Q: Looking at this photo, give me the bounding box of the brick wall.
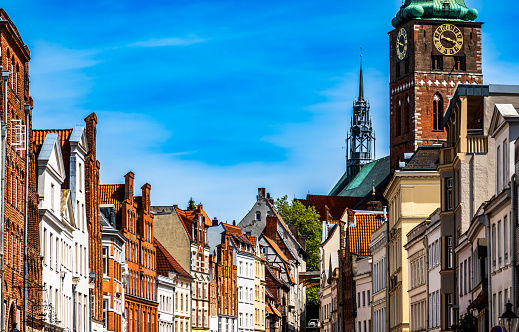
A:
[216,233,237,318]
[389,20,483,170]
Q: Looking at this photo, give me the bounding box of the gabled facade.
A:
[100,173,158,332]
[214,232,238,332]
[383,146,440,332]
[483,99,519,327]
[34,126,90,332]
[100,205,128,332]
[155,238,193,332]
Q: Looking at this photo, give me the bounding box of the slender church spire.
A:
[345,51,375,183]
[359,49,364,101]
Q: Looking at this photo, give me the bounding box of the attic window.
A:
[255,211,261,221]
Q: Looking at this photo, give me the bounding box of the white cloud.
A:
[128,35,210,48]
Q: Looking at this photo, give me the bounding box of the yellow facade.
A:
[384,170,440,332]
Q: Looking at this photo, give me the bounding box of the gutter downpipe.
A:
[511,174,516,312]
[1,69,9,332]
[23,104,31,332]
[485,212,492,331]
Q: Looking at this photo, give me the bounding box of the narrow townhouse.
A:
[214,231,238,332]
[0,9,41,332]
[100,205,128,332]
[338,209,381,332]
[370,222,387,332]
[209,254,218,332]
[152,203,213,332]
[425,210,441,332]
[34,126,90,332]
[320,218,339,332]
[484,97,519,326]
[154,238,193,332]
[100,173,158,332]
[157,274,175,332]
[252,236,266,332]
[404,222,426,332]
[383,146,440,332]
[265,288,281,332]
[354,257,372,332]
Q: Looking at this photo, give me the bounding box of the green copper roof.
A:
[329,156,391,198]
[392,0,478,28]
[359,54,364,101]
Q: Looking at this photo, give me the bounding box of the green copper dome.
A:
[392,0,478,28]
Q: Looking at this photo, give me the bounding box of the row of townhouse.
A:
[368,84,519,332]
[318,83,519,332]
[152,187,307,332]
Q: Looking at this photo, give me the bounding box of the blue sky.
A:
[5,0,519,222]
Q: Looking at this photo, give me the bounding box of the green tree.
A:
[275,195,321,305]
[187,197,197,210]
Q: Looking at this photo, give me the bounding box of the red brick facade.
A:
[0,9,41,332]
[84,113,104,326]
[100,172,158,332]
[215,232,237,318]
[389,20,483,170]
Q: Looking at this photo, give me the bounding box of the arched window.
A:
[396,98,402,136]
[433,93,444,131]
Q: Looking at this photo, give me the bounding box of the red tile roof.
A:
[175,205,213,241]
[99,184,125,213]
[154,237,191,278]
[348,211,383,256]
[222,223,253,252]
[263,236,290,264]
[247,235,257,247]
[296,195,361,221]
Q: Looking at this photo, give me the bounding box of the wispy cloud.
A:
[128,35,210,48]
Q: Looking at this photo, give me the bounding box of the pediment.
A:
[489,104,519,137]
[38,133,66,182]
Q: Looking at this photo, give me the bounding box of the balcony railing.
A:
[440,135,487,164]
[466,135,488,154]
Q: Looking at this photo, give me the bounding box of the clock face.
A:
[434,24,464,55]
[396,28,408,61]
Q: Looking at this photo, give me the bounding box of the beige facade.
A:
[370,223,387,332]
[384,150,440,332]
[354,257,372,332]
[404,222,426,332]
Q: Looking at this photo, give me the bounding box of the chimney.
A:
[124,172,135,201]
[258,188,266,200]
[266,216,277,239]
[84,113,98,160]
[141,183,151,213]
[212,217,219,226]
[232,220,236,226]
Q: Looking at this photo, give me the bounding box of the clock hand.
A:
[441,35,456,44]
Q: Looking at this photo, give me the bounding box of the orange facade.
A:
[100,172,157,332]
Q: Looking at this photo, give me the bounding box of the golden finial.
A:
[372,180,376,196]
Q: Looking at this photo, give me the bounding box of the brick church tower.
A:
[389,0,483,170]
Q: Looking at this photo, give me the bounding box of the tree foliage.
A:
[187,197,197,210]
[274,195,321,272]
[452,314,476,332]
[306,286,320,306]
